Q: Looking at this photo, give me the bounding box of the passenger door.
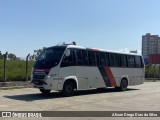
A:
[76,49,89,89]
[87,50,98,88]
[59,48,77,83]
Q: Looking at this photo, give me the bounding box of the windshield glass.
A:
[34,46,66,69]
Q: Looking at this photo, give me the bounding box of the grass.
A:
[0,60,34,81]
[145,65,160,78]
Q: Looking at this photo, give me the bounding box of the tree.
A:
[8,53,17,60]
[29,49,43,60]
[0,51,3,59]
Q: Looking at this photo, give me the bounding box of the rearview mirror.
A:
[65,49,70,57]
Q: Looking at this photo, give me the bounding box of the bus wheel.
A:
[120,79,128,91]
[62,81,74,97]
[39,89,51,94]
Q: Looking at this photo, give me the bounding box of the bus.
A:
[31,42,145,96]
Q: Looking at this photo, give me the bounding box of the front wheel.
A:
[39,89,51,94]
[120,79,128,91]
[62,81,75,97]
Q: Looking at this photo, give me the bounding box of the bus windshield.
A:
[34,46,66,69]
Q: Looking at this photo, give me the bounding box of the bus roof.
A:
[65,45,141,56]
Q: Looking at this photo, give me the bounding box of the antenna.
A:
[72,41,76,45]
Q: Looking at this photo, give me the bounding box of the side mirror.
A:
[65,49,70,57]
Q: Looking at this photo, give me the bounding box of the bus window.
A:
[135,56,142,68]
[106,52,110,66]
[120,54,127,67]
[60,49,76,67]
[88,51,97,66]
[127,55,135,68]
[141,57,144,68]
[99,52,109,67]
[76,49,88,66]
[109,53,119,67]
[82,50,88,65]
[76,49,82,65]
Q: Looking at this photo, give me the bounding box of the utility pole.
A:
[26,54,30,81]
[4,52,8,81]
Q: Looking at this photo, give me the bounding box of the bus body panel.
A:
[32,66,144,91]
[58,66,78,90]
[76,66,106,89]
[58,66,106,90]
[110,68,144,86]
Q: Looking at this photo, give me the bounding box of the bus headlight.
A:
[47,75,51,79]
[46,74,57,80]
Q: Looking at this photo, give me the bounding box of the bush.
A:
[145,65,160,78]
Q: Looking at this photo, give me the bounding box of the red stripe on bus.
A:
[104,67,117,87]
[34,69,51,72]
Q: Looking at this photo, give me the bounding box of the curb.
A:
[0,81,31,90]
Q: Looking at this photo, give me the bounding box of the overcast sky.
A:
[0,0,160,57]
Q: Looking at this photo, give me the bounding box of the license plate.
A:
[33,81,39,85]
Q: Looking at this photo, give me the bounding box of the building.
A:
[149,54,160,64]
[142,33,160,64]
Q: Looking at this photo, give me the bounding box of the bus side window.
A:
[135,56,142,68]
[88,51,97,66]
[127,55,135,68]
[109,53,114,67]
[76,49,88,66]
[120,54,127,67]
[106,52,110,66]
[60,49,76,67]
[76,49,83,66]
[141,57,144,68]
[109,53,119,67]
[99,52,109,67]
[82,50,88,65]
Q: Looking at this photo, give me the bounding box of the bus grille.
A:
[33,75,45,80]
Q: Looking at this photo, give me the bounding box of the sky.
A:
[0,0,160,58]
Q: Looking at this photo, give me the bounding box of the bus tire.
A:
[39,89,51,94]
[120,79,128,91]
[62,81,75,97]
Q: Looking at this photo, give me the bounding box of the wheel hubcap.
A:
[66,85,72,92]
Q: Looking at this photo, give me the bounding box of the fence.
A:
[0,53,34,82]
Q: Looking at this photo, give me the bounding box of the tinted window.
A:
[99,52,109,66]
[127,55,135,68]
[120,54,127,67]
[88,51,97,66]
[60,49,76,67]
[34,46,66,69]
[76,49,88,66]
[82,50,88,65]
[135,56,142,68]
[109,53,119,67]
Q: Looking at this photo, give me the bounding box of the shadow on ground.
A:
[3,88,139,102]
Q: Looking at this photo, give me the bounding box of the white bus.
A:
[31,43,145,96]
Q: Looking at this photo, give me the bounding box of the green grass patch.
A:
[0,60,34,81]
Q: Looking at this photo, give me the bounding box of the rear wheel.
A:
[115,79,128,91]
[62,81,75,97]
[120,79,128,91]
[39,89,51,94]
